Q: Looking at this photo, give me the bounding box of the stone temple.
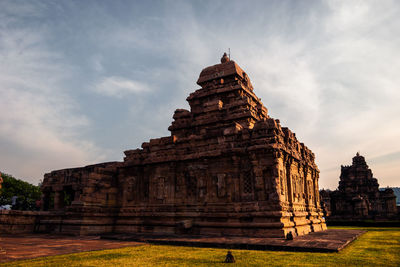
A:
[39,54,326,238]
[321,153,397,220]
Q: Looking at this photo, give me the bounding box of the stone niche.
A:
[322,153,397,221]
[40,54,326,237]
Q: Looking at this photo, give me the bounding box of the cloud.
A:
[93,76,150,97]
[0,2,106,184]
[109,0,400,189]
[307,0,400,188]
[148,0,399,189]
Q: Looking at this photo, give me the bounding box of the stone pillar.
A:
[286,158,293,206]
[71,185,83,206]
[54,191,62,210]
[272,151,284,202]
[303,165,310,208]
[313,173,320,208]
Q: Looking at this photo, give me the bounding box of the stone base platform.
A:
[102,229,365,252]
[0,230,365,263]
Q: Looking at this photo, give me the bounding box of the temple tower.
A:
[41,54,327,237]
[328,153,397,220]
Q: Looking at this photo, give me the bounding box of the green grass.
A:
[2,227,400,267]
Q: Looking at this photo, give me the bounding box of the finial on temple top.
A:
[221,52,230,63]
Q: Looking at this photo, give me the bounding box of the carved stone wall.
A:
[39,54,326,237]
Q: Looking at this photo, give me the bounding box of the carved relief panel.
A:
[156,177,165,200]
[216,173,226,198]
[125,176,137,203]
[185,172,197,202]
[263,168,272,200]
[307,179,314,203]
[198,175,207,200]
[279,168,287,201]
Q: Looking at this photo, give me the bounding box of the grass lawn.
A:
[3,227,399,267]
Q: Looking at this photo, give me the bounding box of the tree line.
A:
[0,172,41,211]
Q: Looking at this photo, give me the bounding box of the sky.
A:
[0,0,399,190]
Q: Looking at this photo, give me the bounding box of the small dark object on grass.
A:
[286,231,293,240]
[224,250,235,263]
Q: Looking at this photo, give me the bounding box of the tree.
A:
[0,172,41,210]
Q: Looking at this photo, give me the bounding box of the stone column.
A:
[313,173,320,208]
[73,190,80,203]
[303,165,310,208]
[54,191,62,210]
[286,158,293,207]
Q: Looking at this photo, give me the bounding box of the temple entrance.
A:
[62,186,75,208]
[42,191,54,211]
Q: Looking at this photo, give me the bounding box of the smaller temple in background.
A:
[321,153,397,221]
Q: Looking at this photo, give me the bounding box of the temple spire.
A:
[221,52,230,63]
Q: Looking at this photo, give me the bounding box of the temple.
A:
[321,153,397,220]
[39,54,326,237]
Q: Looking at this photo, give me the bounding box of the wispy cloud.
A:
[0,2,106,184]
[93,76,150,97]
